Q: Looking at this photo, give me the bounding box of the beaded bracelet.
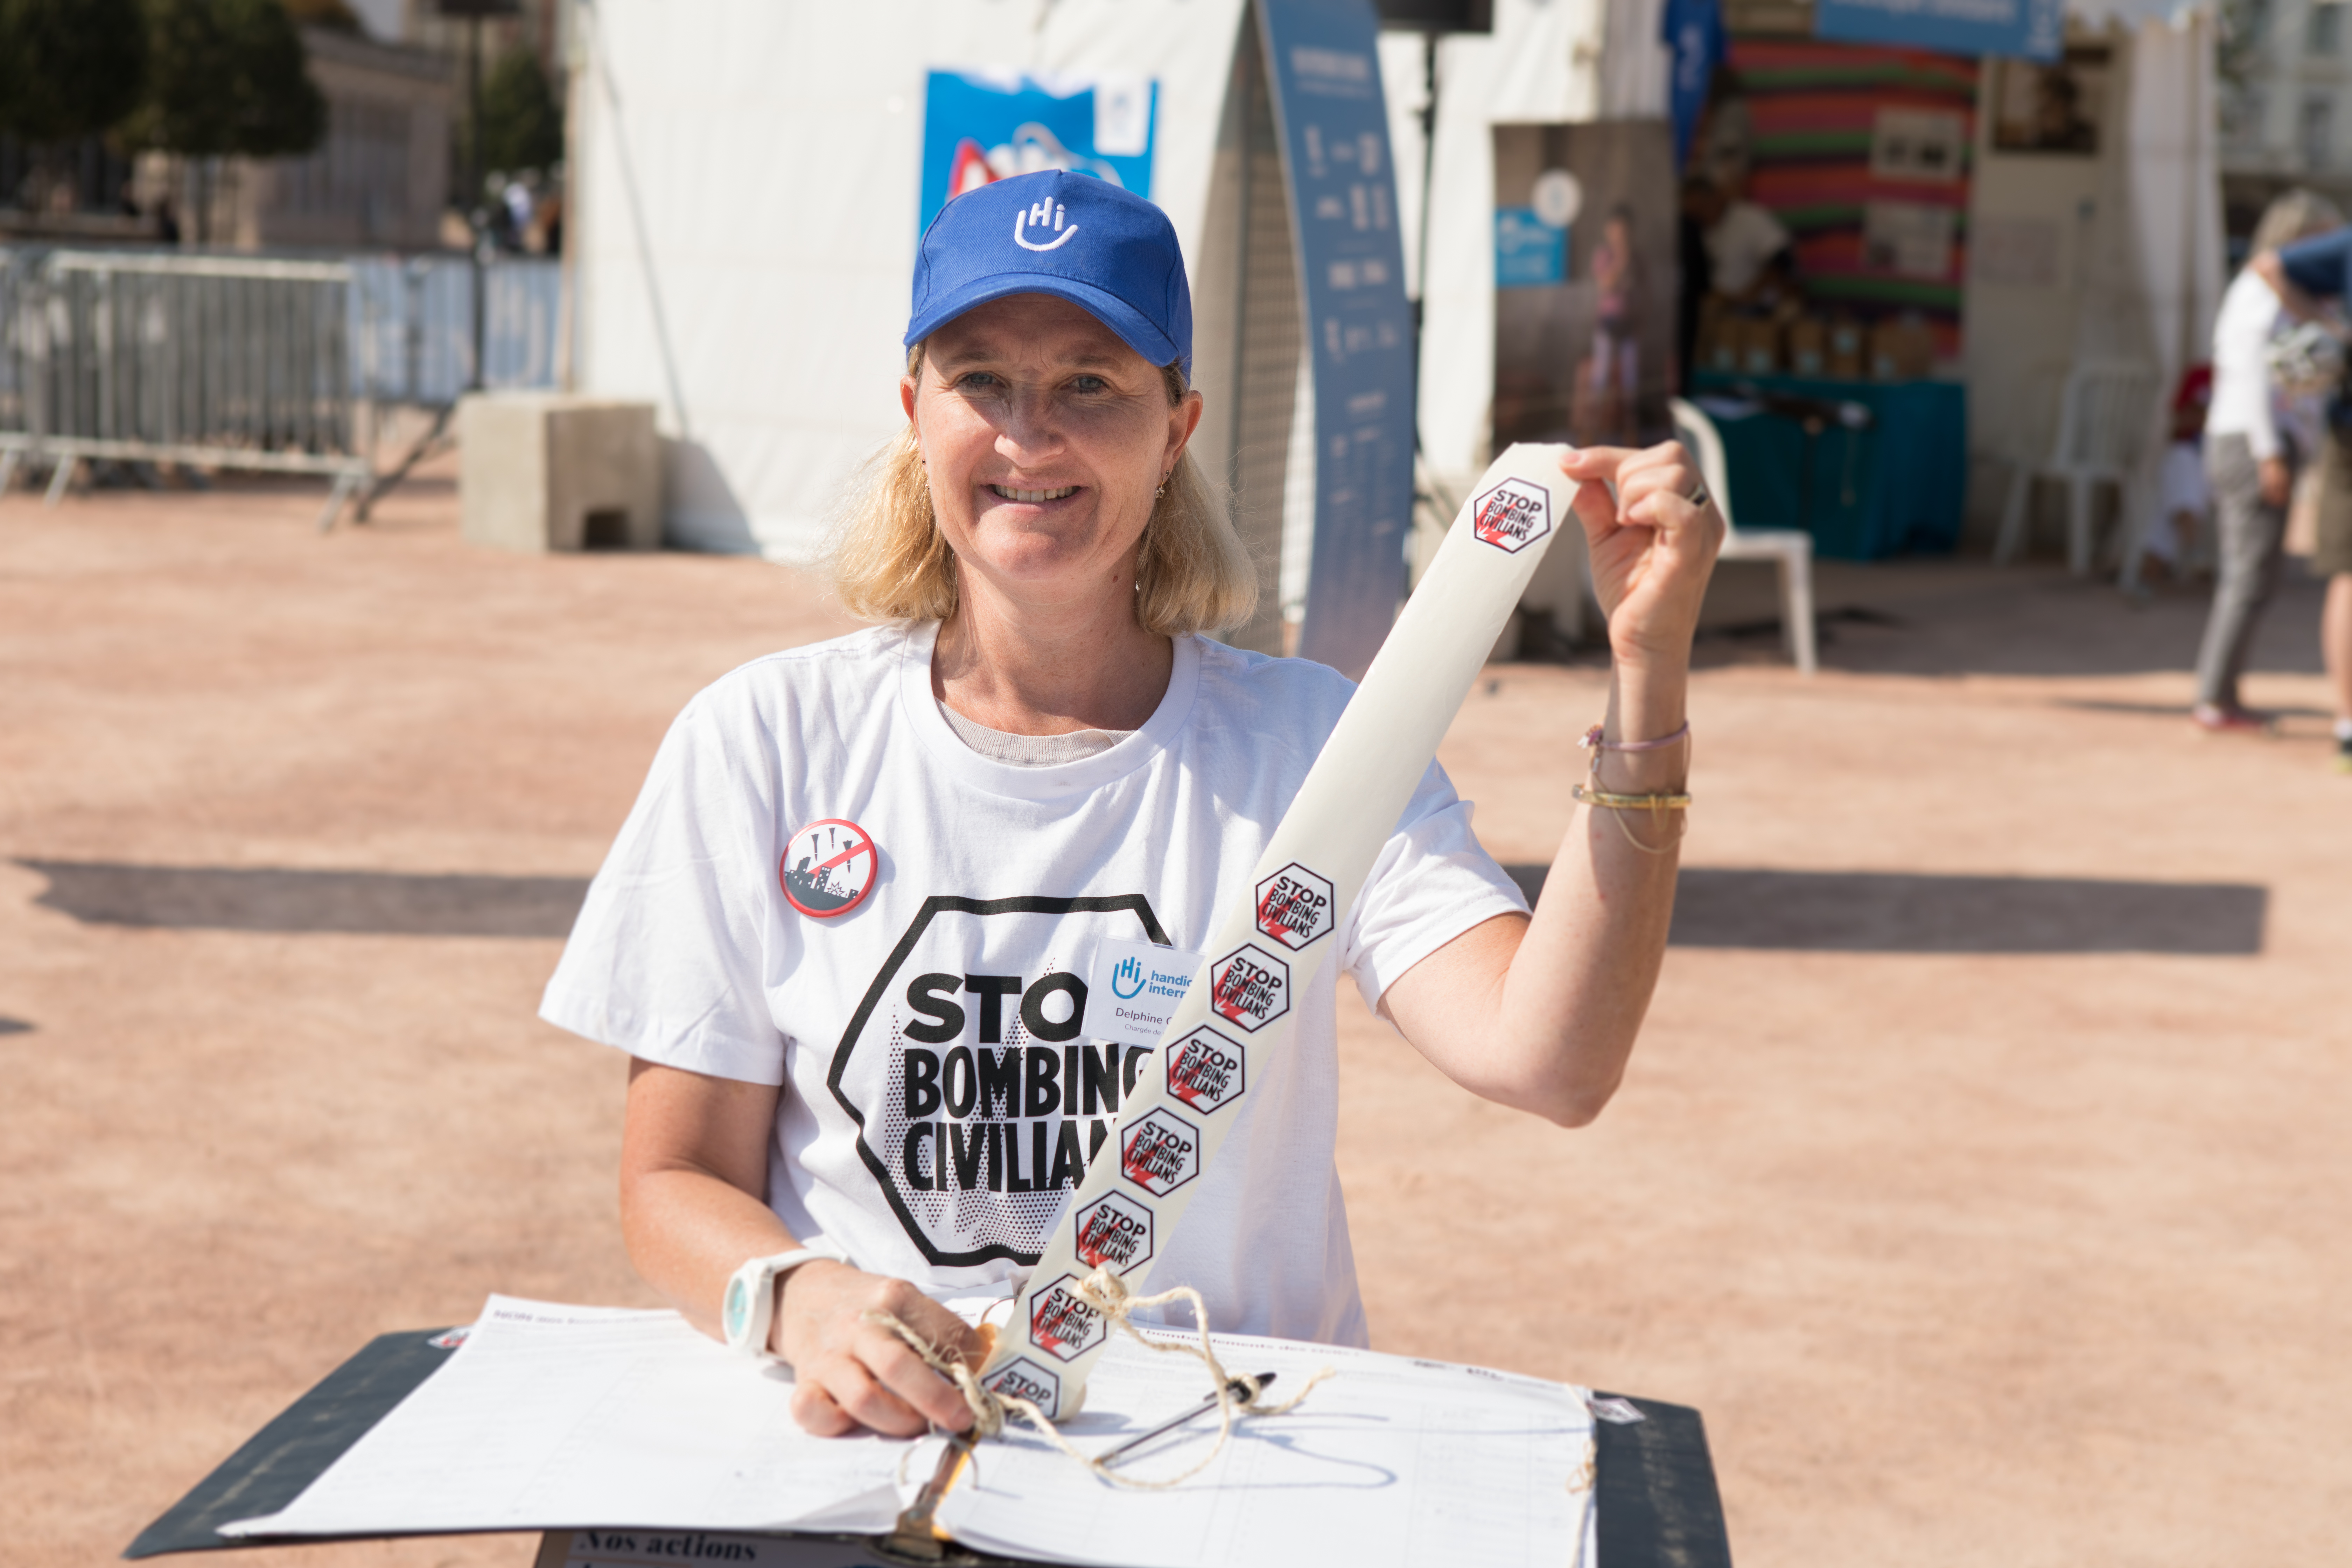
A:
[1579,719,1692,754]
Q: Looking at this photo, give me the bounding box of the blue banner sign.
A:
[1495,206,1566,288]
[1814,0,2062,61]
[919,71,1158,233]
[1258,0,1417,679]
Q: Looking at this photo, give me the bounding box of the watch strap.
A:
[721,1247,837,1360]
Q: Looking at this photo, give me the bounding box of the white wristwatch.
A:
[722,1247,837,1360]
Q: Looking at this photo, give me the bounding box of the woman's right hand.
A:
[2261,455,2292,507]
[773,1259,987,1437]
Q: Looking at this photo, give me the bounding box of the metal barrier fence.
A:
[0,246,561,527]
[349,253,563,404]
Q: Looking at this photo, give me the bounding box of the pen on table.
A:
[1096,1372,1276,1469]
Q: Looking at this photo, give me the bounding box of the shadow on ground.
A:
[19,861,591,939]
[1505,865,2267,954]
[1688,558,2329,681]
[20,859,2266,955]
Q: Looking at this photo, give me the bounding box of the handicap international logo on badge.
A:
[779,817,877,918]
[1085,936,1203,1048]
[1471,476,1553,553]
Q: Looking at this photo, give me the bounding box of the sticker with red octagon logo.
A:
[1471,476,1553,553]
[1254,862,1335,949]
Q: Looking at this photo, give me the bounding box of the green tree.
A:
[0,0,148,144]
[119,0,327,161]
[280,0,360,29]
[116,0,327,240]
[474,46,563,180]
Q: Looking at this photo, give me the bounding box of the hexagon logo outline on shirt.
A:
[825,893,1171,1270]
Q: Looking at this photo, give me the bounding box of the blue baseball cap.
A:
[904,170,1192,371]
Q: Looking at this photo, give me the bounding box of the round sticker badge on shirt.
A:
[780,818,878,918]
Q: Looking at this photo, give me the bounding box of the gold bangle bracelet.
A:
[1573,784,1693,811]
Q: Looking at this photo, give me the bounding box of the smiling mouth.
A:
[989,484,1080,503]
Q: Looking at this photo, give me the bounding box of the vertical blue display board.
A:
[1257,0,1417,680]
[1813,0,2061,61]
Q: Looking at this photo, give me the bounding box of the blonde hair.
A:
[830,346,1258,636]
[2252,188,2344,257]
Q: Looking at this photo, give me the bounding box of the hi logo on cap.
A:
[1013,196,1079,252]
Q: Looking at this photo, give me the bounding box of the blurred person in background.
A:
[2255,201,2352,769]
[1586,204,1642,446]
[2194,189,2341,734]
[1696,170,1794,310]
[2147,364,2213,582]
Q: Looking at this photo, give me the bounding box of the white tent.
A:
[1968,1,2226,573]
[567,0,2227,581]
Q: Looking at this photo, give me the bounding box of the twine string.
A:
[862,1266,1331,1491]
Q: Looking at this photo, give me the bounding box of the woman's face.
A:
[903,293,1200,617]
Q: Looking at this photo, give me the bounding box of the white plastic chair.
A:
[1668,396,1818,676]
[1993,360,2158,575]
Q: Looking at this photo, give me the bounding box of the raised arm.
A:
[1380,441,1721,1126]
[620,1059,982,1434]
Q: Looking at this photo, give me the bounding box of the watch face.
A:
[724,1276,751,1341]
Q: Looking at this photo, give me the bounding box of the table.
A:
[1692,370,1968,559]
[125,1326,1734,1567]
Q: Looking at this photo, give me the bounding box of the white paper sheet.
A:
[942,1331,1597,1568]
[220,1296,919,1539]
[224,1298,1596,1568]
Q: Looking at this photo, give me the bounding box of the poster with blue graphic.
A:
[1495,207,1567,287]
[919,71,1159,233]
[1258,0,1417,679]
[1814,0,2061,61]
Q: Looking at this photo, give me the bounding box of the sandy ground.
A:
[2,476,2346,1567]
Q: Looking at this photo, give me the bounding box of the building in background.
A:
[132,25,456,250]
[2218,0,2352,239]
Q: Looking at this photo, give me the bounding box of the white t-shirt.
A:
[2206,265,2292,462]
[541,621,1527,1346]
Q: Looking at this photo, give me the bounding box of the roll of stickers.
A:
[976,443,1576,1419]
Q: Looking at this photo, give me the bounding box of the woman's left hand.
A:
[1558,443,1725,668]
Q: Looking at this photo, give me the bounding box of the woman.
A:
[542,171,1721,1441]
[2254,208,2352,770]
[2196,188,2342,733]
[1586,204,1642,447]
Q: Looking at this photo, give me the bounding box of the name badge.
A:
[1085,937,1205,1048]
